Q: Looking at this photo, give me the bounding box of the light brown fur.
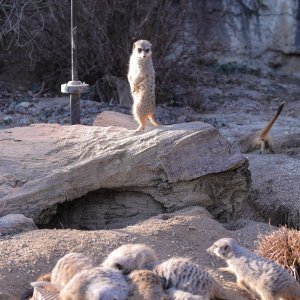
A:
[59,266,129,300]
[167,288,206,300]
[128,269,168,300]
[238,101,285,154]
[102,243,158,275]
[50,252,94,287]
[30,253,94,296]
[128,40,159,131]
[154,257,245,300]
[207,238,300,300]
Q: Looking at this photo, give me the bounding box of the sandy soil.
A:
[0,207,272,299]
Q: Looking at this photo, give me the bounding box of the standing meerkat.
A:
[127,39,160,132]
[207,237,300,300]
[154,257,245,300]
[128,269,169,300]
[102,243,158,275]
[59,266,129,300]
[238,101,285,154]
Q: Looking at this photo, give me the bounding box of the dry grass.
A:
[254,226,300,282]
[0,0,188,103]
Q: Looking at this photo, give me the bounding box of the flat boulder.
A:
[0,112,249,223]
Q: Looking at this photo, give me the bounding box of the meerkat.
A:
[154,257,245,300]
[207,237,300,300]
[128,269,169,300]
[59,266,129,300]
[127,39,160,132]
[102,243,158,275]
[31,252,94,292]
[238,101,285,154]
[50,252,94,287]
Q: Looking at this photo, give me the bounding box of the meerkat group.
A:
[28,239,300,300]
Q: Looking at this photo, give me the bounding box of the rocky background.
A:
[2,0,300,104]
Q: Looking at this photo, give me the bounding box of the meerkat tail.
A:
[260,101,285,140]
[31,281,62,292]
[148,114,160,127]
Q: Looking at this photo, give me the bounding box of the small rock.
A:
[0,214,37,235]
[3,116,12,125]
[15,102,31,114]
[20,101,31,108]
[19,117,31,126]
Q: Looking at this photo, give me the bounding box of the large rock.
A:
[0,112,249,224]
[247,154,300,228]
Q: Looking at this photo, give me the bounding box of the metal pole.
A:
[71,0,78,81]
[61,0,89,114]
[70,0,80,124]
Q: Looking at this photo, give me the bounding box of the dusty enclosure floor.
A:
[0,207,271,299]
[0,71,300,299]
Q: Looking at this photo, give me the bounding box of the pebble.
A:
[3,116,12,125]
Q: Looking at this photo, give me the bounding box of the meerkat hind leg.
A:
[148,114,160,127]
[135,114,148,132]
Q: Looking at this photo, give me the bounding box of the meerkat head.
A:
[207,238,239,260]
[133,40,152,59]
[102,255,135,275]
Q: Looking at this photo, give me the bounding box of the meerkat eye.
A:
[145,49,150,53]
[114,263,123,270]
[137,48,142,53]
[222,245,230,255]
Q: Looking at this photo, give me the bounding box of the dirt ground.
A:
[0,71,300,299]
[0,207,272,299]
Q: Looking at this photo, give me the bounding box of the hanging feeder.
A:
[61,0,89,125]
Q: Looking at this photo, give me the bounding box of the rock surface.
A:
[247,154,300,228]
[0,207,272,299]
[187,0,300,76]
[0,214,37,235]
[0,113,249,223]
[93,110,137,129]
